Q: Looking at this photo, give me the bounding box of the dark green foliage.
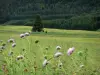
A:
[32,15,43,32]
[0,0,100,30]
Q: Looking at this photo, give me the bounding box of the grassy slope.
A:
[0,26,100,74]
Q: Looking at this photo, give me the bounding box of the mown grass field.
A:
[0,26,100,75]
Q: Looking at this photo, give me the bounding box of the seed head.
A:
[80,65,84,68]
[16,55,24,60]
[54,52,62,57]
[56,46,61,50]
[12,43,16,47]
[24,32,30,36]
[43,59,48,67]
[8,51,13,56]
[8,38,15,43]
[20,34,25,38]
[58,62,63,68]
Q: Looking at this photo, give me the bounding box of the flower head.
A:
[24,32,30,36]
[12,43,16,47]
[56,46,61,50]
[67,47,75,56]
[20,34,25,38]
[58,62,63,68]
[8,38,15,43]
[80,65,84,68]
[16,55,24,60]
[54,52,62,57]
[8,51,13,56]
[43,59,48,67]
[0,46,5,51]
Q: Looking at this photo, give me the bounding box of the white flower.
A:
[54,52,62,57]
[20,34,25,38]
[43,59,48,67]
[56,46,61,50]
[12,43,16,47]
[0,46,5,50]
[8,38,15,43]
[80,65,84,68]
[24,32,30,36]
[67,47,75,56]
[16,55,24,60]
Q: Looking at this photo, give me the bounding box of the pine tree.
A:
[32,15,43,32]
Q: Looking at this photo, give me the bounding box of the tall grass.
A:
[0,26,100,75]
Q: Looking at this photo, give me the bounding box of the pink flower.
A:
[67,47,75,56]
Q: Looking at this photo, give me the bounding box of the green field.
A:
[0,26,100,75]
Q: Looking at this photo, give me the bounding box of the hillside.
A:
[0,0,100,30]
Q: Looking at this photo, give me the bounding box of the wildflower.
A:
[8,51,13,56]
[58,62,63,68]
[43,59,48,67]
[80,65,84,68]
[67,47,75,56]
[24,32,30,36]
[20,34,25,38]
[16,55,24,60]
[56,46,61,50]
[54,52,62,57]
[8,38,15,43]
[0,46,5,50]
[12,43,16,47]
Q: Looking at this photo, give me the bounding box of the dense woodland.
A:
[0,0,100,30]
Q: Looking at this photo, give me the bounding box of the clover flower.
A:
[20,34,25,38]
[67,47,75,56]
[8,38,15,43]
[54,52,62,57]
[24,32,30,36]
[43,59,48,67]
[56,46,61,50]
[12,43,16,47]
[16,55,24,60]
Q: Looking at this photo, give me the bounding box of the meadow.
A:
[0,26,100,75]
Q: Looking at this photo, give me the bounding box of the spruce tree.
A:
[32,15,43,32]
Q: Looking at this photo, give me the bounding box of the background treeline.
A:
[0,0,100,30]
